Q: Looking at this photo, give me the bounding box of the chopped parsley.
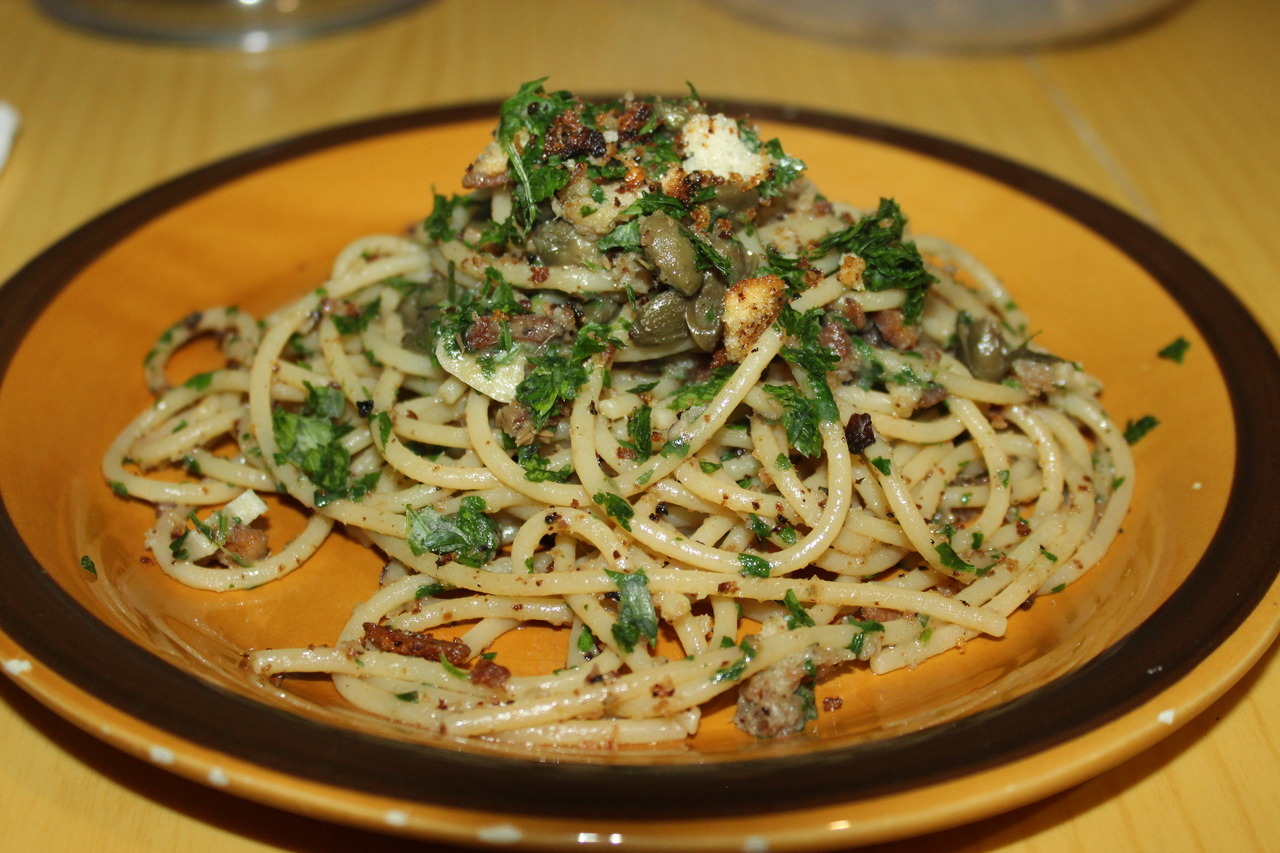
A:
[775,306,840,424]
[332,297,381,335]
[183,372,215,392]
[593,491,634,531]
[370,410,393,449]
[79,555,97,576]
[516,446,574,483]
[846,617,884,656]
[763,384,821,458]
[515,353,587,429]
[514,323,626,429]
[605,568,657,653]
[711,637,757,684]
[869,456,892,475]
[659,437,690,459]
[272,382,352,494]
[619,404,654,461]
[934,541,978,574]
[415,581,447,599]
[495,79,579,230]
[738,553,772,578]
[405,496,499,568]
[1123,415,1159,445]
[782,589,815,629]
[667,364,736,411]
[422,191,468,242]
[1157,336,1191,364]
[811,198,936,324]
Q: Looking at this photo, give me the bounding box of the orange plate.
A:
[1,102,1278,850]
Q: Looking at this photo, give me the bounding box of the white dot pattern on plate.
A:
[477,824,523,844]
[148,745,176,764]
[3,658,33,675]
[743,836,770,853]
[1157,709,1176,725]
[207,767,230,787]
[384,810,409,828]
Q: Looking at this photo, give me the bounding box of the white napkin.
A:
[0,101,19,176]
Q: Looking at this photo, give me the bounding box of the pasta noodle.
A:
[105,82,1132,747]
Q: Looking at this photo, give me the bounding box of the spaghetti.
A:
[105,83,1132,747]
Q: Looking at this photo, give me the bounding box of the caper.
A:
[652,100,690,131]
[686,277,726,352]
[631,289,693,347]
[579,295,624,327]
[957,314,1010,383]
[398,276,448,354]
[639,212,702,296]
[530,220,602,267]
[712,183,760,215]
[706,232,753,285]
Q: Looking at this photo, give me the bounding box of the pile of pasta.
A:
[105,84,1131,748]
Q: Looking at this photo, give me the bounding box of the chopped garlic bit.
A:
[183,490,269,561]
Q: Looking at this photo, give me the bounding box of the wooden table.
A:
[2,0,1277,849]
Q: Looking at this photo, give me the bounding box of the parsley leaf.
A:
[659,437,690,458]
[332,297,381,335]
[516,446,574,483]
[756,246,813,297]
[1158,337,1191,364]
[405,496,499,568]
[736,121,807,200]
[711,637,757,683]
[1123,415,1159,445]
[183,372,215,391]
[846,617,885,656]
[738,553,772,577]
[763,384,821,458]
[812,198,935,324]
[605,568,657,652]
[782,589,815,629]
[621,192,688,219]
[495,79,579,230]
[572,322,627,361]
[934,541,978,573]
[598,218,640,253]
[594,491,634,531]
[422,192,468,242]
[620,404,654,461]
[667,364,736,411]
[272,387,352,494]
[776,306,840,424]
[516,353,587,429]
[577,624,598,655]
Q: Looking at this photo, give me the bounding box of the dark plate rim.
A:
[2,99,1278,821]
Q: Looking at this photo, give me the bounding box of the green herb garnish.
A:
[405,496,499,568]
